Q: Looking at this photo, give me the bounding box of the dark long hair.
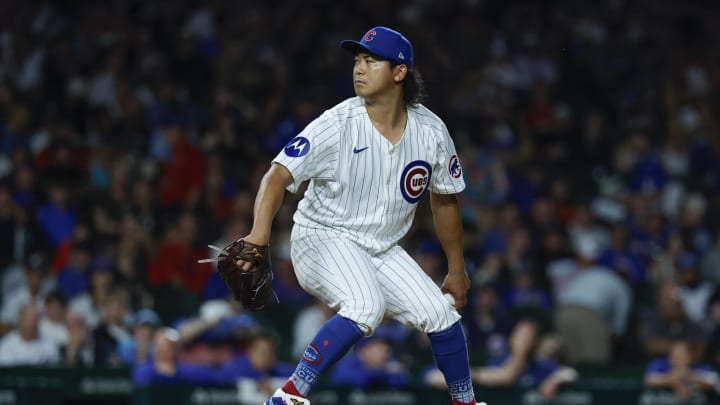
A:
[390,62,426,106]
[402,68,426,106]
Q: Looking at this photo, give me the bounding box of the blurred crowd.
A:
[2,0,720,401]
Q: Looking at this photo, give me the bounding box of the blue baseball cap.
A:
[675,252,697,270]
[134,309,161,327]
[341,26,414,68]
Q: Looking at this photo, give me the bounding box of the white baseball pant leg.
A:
[290,228,460,335]
[372,245,461,334]
[290,228,386,335]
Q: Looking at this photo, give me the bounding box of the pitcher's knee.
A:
[417,302,461,334]
[338,298,386,336]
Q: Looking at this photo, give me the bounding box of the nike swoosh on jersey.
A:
[353,146,369,153]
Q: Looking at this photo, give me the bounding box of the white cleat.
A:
[263,388,311,405]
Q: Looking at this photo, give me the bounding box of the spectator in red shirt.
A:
[149,212,213,295]
[156,116,205,212]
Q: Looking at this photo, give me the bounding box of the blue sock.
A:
[285,314,364,396]
[428,321,476,405]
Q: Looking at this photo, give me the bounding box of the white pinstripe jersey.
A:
[273,96,465,253]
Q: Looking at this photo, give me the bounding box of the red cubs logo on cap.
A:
[364,30,377,41]
[449,154,462,179]
[400,160,432,204]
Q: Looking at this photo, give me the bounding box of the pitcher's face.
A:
[352,53,406,99]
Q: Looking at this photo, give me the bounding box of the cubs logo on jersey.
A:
[400,160,432,204]
[284,136,311,157]
[448,154,462,179]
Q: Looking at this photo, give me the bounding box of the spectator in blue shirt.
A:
[427,320,577,400]
[628,133,666,194]
[270,243,313,308]
[171,299,259,348]
[644,340,719,401]
[132,328,219,386]
[502,261,553,311]
[473,321,576,396]
[596,223,646,286]
[119,309,161,366]
[217,333,295,402]
[465,282,513,358]
[36,182,76,247]
[330,335,411,390]
[56,243,94,300]
[218,333,294,381]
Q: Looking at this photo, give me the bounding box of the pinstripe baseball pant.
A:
[291,226,461,335]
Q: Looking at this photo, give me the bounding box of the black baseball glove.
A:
[212,238,277,311]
